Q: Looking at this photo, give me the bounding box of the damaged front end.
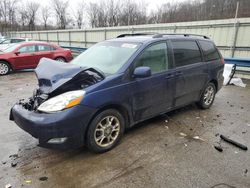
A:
[9,58,103,148]
[17,58,104,112]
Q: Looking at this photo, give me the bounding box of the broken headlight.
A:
[37,90,85,113]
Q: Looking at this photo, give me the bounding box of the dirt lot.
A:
[0,71,250,188]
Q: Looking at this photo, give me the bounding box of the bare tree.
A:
[119,0,147,26]
[52,0,69,29]
[26,1,40,30]
[41,6,51,29]
[87,3,99,27]
[72,0,85,29]
[0,0,18,32]
[106,0,121,27]
[18,7,29,29]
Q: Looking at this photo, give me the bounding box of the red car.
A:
[0,41,73,75]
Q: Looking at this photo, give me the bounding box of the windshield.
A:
[2,43,21,53]
[71,41,141,75]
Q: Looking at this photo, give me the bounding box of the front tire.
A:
[0,61,10,75]
[197,82,216,109]
[86,109,125,153]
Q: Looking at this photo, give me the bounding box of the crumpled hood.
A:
[35,58,87,94]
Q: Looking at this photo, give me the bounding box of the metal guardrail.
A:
[61,46,87,53]
[224,58,250,67]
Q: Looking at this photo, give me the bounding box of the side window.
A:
[199,40,220,61]
[37,45,51,52]
[172,40,202,67]
[19,45,36,53]
[134,43,168,74]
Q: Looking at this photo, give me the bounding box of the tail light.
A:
[221,58,225,64]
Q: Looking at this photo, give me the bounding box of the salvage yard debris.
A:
[5,184,12,188]
[179,132,187,137]
[220,135,248,150]
[39,176,48,181]
[245,169,248,175]
[214,145,223,152]
[11,162,17,167]
[230,78,247,87]
[25,180,32,183]
[223,64,247,87]
[193,136,205,141]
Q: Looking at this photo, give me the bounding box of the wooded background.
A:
[1,0,250,32]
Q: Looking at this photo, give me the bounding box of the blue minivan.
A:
[10,33,224,153]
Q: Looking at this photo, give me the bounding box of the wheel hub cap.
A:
[203,86,215,105]
[94,116,120,147]
[104,126,112,136]
[0,63,8,75]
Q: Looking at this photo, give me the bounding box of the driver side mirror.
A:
[14,51,20,56]
[133,66,151,78]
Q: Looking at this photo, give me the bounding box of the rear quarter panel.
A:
[207,60,224,91]
[54,49,73,62]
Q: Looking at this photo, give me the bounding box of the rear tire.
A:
[55,57,66,62]
[86,109,125,153]
[197,82,216,109]
[0,61,10,75]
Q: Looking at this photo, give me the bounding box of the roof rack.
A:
[117,33,210,39]
[153,33,210,39]
[117,33,156,38]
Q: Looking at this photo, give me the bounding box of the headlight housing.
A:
[37,90,85,113]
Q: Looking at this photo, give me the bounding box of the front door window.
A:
[134,42,168,74]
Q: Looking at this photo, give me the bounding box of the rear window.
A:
[171,40,202,67]
[199,40,220,61]
[37,45,51,52]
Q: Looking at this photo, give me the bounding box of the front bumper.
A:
[10,104,97,149]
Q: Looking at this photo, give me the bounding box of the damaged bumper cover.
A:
[10,104,97,149]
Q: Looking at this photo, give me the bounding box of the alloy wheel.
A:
[0,62,9,75]
[203,85,215,106]
[94,116,120,148]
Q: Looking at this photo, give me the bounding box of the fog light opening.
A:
[47,137,68,144]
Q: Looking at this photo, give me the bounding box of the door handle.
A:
[165,74,175,79]
[31,53,36,56]
[176,71,183,76]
